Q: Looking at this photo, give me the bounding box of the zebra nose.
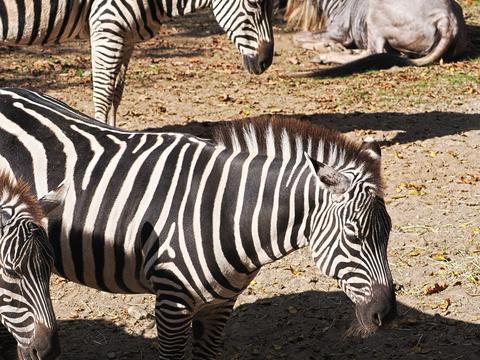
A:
[366,284,397,328]
[242,41,274,74]
[257,41,274,72]
[29,324,61,360]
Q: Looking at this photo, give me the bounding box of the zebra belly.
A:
[0,0,90,44]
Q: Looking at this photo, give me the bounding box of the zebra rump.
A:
[0,88,395,359]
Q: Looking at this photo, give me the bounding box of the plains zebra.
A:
[0,88,396,359]
[0,0,274,126]
[285,0,467,75]
[0,170,66,360]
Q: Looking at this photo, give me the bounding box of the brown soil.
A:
[1,1,479,359]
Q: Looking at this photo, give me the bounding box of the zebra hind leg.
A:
[107,44,133,127]
[191,299,237,360]
[155,296,193,360]
[90,25,133,127]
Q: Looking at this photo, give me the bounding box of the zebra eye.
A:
[0,208,13,227]
[2,266,21,280]
[344,223,361,241]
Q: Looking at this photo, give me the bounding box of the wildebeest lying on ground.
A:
[285,0,469,76]
[0,171,66,359]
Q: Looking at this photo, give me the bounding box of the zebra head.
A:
[306,141,396,336]
[212,0,274,74]
[0,177,67,359]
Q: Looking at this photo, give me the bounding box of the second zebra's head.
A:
[212,0,274,74]
[305,140,396,336]
[0,173,67,360]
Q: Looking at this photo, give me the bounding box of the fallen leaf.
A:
[447,150,459,158]
[431,252,450,262]
[457,174,480,184]
[288,306,298,314]
[424,282,448,295]
[408,249,421,257]
[440,298,451,312]
[288,265,305,276]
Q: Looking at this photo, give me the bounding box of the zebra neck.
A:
[220,153,314,272]
[156,0,212,16]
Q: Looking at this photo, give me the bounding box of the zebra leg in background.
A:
[191,299,237,360]
[155,295,193,360]
[89,8,133,127]
[108,44,133,126]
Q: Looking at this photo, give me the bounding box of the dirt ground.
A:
[1,1,480,359]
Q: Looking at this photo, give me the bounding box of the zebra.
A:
[0,87,396,359]
[0,0,274,126]
[0,170,66,360]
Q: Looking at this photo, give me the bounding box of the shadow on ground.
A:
[1,291,479,360]
[148,112,480,146]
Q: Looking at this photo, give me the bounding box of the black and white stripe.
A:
[0,88,395,359]
[0,171,63,359]
[0,0,274,126]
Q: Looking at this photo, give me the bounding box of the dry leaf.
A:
[288,306,298,314]
[424,282,448,295]
[408,249,421,257]
[431,252,450,262]
[440,298,451,312]
[457,174,480,185]
[288,265,304,276]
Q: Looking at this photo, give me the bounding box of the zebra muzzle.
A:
[242,41,274,75]
[352,284,397,336]
[18,323,60,360]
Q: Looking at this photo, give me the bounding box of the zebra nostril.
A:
[372,312,382,327]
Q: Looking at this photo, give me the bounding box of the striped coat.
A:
[0,88,396,359]
[0,0,274,125]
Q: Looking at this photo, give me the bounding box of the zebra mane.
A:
[213,115,384,194]
[0,171,44,224]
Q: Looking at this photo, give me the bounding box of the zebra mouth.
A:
[242,41,274,75]
[347,284,397,337]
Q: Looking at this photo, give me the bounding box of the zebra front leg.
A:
[90,26,132,127]
[155,295,193,360]
[191,298,237,360]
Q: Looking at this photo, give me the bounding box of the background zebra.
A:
[0,0,274,126]
[0,88,396,359]
[0,170,66,360]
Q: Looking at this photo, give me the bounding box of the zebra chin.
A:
[347,284,397,338]
[17,323,60,360]
[242,41,274,75]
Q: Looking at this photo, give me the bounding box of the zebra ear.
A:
[38,181,69,215]
[304,153,351,195]
[360,138,381,161]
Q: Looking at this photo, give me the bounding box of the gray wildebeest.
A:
[285,0,469,76]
